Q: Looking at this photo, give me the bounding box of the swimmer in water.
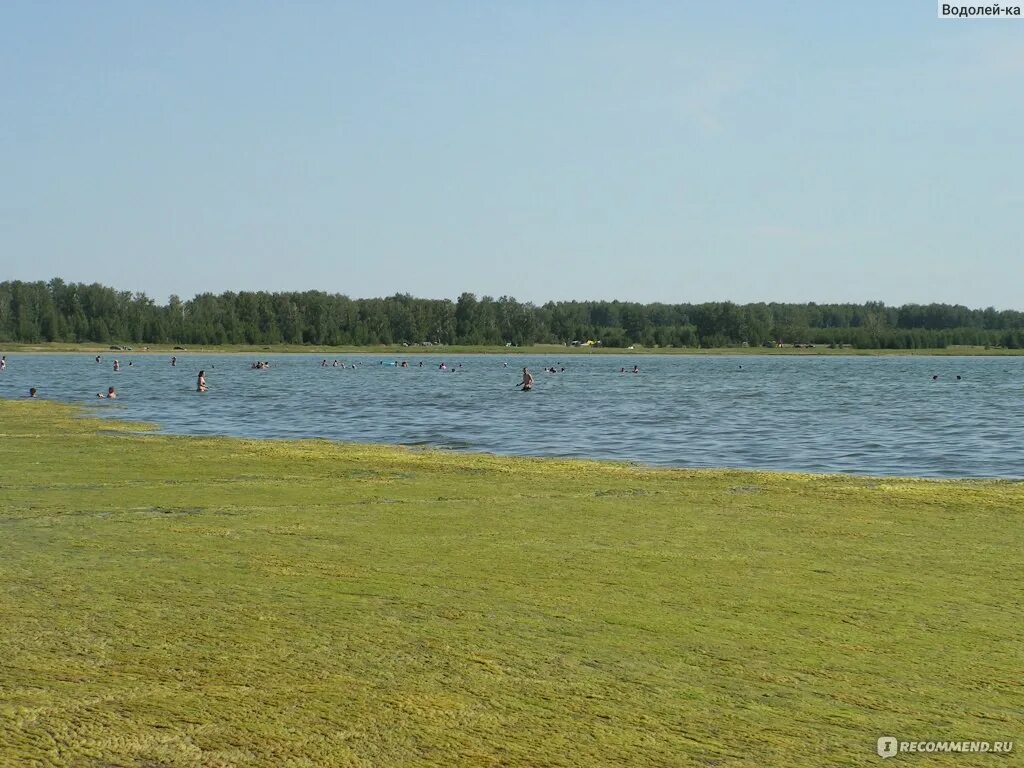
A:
[98,386,117,399]
[197,370,207,392]
[28,387,37,398]
[633,365,640,374]
[520,367,534,391]
[113,360,120,372]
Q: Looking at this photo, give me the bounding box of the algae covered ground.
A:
[0,401,1020,767]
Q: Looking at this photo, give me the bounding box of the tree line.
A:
[2,278,1024,349]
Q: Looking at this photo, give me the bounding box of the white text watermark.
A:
[878,736,1014,759]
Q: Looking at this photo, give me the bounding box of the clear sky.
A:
[1,2,1021,307]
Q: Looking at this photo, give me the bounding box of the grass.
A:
[4,341,1024,356]
[0,400,1021,767]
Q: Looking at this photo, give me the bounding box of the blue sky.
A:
[1,2,1021,307]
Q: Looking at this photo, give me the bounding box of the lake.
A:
[2,352,1021,478]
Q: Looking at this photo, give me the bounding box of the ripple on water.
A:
[2,353,1022,478]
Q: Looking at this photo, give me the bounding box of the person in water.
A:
[197,370,207,392]
[113,359,120,371]
[171,356,176,366]
[28,387,37,398]
[0,355,6,372]
[98,386,117,399]
[633,365,640,374]
[520,367,534,391]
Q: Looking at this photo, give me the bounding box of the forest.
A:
[2,278,1023,349]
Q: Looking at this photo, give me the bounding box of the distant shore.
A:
[2,342,1024,356]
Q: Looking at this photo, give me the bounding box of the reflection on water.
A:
[2,353,1022,478]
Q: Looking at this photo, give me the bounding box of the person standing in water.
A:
[171,356,177,367]
[197,370,207,392]
[520,367,534,391]
[98,386,117,399]
[113,359,120,372]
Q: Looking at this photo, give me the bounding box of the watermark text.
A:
[938,2,1023,17]
[878,736,1014,759]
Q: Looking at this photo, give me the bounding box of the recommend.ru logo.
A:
[877,737,898,759]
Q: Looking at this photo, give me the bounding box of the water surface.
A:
[2,353,1021,478]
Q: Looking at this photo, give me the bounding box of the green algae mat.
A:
[1,400,1020,767]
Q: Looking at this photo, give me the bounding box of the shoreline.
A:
[3,398,1019,483]
[3,342,1024,356]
